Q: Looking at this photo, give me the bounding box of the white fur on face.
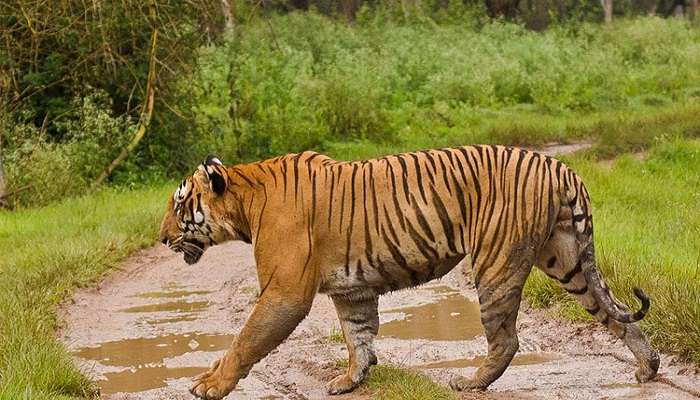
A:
[194,210,204,224]
[173,180,189,204]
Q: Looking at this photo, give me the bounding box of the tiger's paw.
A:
[635,365,658,383]
[326,373,360,395]
[189,360,236,400]
[449,375,487,392]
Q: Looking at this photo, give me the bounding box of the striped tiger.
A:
[159,146,659,400]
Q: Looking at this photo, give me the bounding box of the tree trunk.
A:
[0,151,6,206]
[601,0,613,23]
[221,0,236,29]
[690,0,698,20]
[93,1,158,188]
[339,0,360,22]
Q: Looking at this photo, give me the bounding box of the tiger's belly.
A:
[318,254,466,297]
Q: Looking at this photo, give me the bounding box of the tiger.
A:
[159,147,659,400]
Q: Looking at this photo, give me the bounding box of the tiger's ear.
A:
[201,154,226,196]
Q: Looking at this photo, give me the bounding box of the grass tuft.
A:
[361,364,457,400]
[327,328,345,344]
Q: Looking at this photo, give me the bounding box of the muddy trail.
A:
[60,241,700,400]
[60,143,700,400]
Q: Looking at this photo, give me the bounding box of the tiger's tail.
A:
[569,176,650,324]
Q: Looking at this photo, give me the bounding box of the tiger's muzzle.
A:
[164,236,206,265]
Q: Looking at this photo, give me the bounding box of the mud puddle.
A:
[379,286,483,341]
[72,283,232,395]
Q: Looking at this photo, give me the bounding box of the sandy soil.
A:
[59,142,699,400]
[59,241,700,400]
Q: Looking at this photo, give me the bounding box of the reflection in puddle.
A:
[379,286,483,341]
[101,366,207,394]
[121,300,209,313]
[74,333,235,394]
[74,333,235,366]
[420,353,562,369]
[145,314,199,325]
[133,289,214,299]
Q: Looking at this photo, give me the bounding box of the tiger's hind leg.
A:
[451,254,533,391]
[327,294,379,395]
[535,223,659,383]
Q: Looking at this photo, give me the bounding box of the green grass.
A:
[0,184,172,399]
[324,101,700,161]
[525,138,700,363]
[361,364,457,400]
[327,327,345,344]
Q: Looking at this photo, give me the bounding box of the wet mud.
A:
[60,242,700,399]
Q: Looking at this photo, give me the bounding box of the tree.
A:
[0,149,6,207]
[688,0,698,19]
[601,0,614,22]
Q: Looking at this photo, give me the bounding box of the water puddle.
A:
[145,314,199,325]
[133,289,214,299]
[100,366,207,394]
[74,332,235,394]
[419,353,563,369]
[379,286,483,341]
[121,300,209,313]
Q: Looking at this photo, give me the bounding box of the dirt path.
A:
[59,142,699,400]
[60,241,700,400]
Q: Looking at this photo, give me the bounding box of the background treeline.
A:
[1,0,699,207]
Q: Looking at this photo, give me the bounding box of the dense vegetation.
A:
[2,2,700,206]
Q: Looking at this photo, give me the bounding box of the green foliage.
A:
[1,90,136,206]
[362,364,457,400]
[4,12,700,207]
[172,14,700,167]
[525,138,700,364]
[0,184,172,399]
[327,327,345,343]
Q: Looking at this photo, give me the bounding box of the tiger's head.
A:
[159,154,242,265]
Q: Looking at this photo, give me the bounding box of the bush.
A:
[1,89,135,206]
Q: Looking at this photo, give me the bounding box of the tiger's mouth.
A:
[171,238,205,265]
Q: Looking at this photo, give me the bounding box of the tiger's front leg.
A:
[190,278,316,399]
[327,294,379,395]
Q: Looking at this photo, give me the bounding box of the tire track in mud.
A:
[59,142,700,400]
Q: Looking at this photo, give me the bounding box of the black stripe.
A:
[559,260,582,284]
[344,164,360,274]
[328,167,336,229]
[293,153,302,201]
[586,305,600,315]
[565,285,588,295]
[409,153,428,203]
[396,155,412,204]
[429,184,458,255]
[232,169,256,187]
[409,192,436,242]
[380,225,419,285]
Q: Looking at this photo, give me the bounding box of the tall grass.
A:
[0,184,172,399]
[525,138,700,363]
